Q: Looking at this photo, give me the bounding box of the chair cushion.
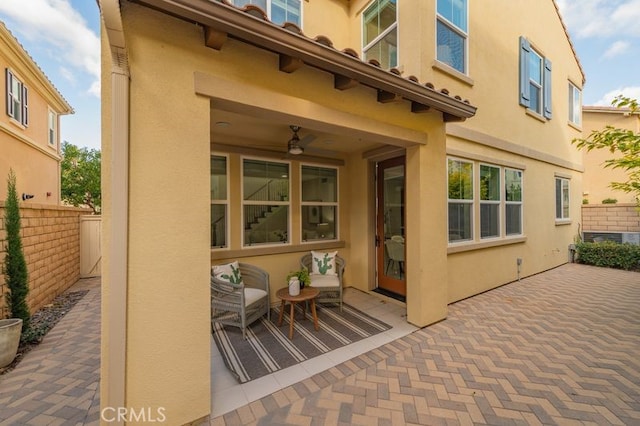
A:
[212,261,244,285]
[311,250,338,276]
[310,273,340,288]
[245,288,267,306]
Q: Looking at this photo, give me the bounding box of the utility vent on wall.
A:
[583,232,640,245]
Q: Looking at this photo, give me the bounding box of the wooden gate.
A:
[80,215,102,277]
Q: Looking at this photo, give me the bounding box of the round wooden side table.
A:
[276,286,320,339]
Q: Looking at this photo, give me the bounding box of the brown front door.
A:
[376,156,406,297]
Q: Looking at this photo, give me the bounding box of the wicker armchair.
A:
[300,253,345,311]
[211,263,270,339]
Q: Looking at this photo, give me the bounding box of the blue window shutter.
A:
[543,58,552,119]
[519,37,530,107]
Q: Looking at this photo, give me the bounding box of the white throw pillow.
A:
[212,261,244,284]
[311,251,338,276]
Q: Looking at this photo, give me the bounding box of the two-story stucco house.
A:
[0,22,73,204]
[99,0,584,422]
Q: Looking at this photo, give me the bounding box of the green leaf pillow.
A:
[311,251,337,276]
[212,261,244,284]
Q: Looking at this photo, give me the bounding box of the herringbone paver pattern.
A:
[0,278,101,426]
[213,264,640,425]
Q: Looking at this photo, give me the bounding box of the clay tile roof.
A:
[341,48,360,59]
[242,5,268,20]
[282,22,303,35]
[368,59,381,67]
[314,35,333,48]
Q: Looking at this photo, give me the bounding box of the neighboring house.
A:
[581,106,639,205]
[99,0,584,423]
[0,22,73,204]
[580,106,640,243]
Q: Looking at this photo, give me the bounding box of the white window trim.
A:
[241,156,291,248]
[505,168,524,236]
[300,163,339,243]
[479,163,501,240]
[528,49,543,115]
[447,157,474,244]
[555,176,570,222]
[48,108,58,148]
[362,0,399,67]
[435,0,469,75]
[568,81,582,127]
[211,153,230,250]
[448,159,525,246]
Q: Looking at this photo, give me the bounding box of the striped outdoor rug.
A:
[212,303,391,383]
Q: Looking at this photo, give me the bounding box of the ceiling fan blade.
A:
[298,133,316,148]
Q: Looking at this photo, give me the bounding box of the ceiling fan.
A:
[287,125,316,155]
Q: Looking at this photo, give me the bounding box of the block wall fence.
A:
[0,202,92,319]
[581,204,640,233]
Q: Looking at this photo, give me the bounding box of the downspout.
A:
[99,0,128,423]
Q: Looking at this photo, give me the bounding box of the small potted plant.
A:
[286,267,310,290]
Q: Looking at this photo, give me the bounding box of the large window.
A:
[231,0,301,26]
[480,164,500,238]
[362,0,397,69]
[436,0,468,73]
[448,158,524,243]
[301,165,338,241]
[505,168,523,235]
[519,37,552,119]
[5,69,28,126]
[211,155,228,248]
[243,159,290,246]
[568,82,582,126]
[448,159,473,242]
[555,177,570,220]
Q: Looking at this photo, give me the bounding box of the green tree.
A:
[573,96,640,203]
[3,170,30,330]
[61,141,101,214]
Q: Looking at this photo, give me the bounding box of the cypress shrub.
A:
[3,170,30,330]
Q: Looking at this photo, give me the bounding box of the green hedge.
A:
[575,241,640,271]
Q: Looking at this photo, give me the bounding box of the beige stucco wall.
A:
[0,25,69,205]
[582,109,639,205]
[102,1,585,423]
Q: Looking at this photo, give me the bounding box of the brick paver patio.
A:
[214,264,640,425]
[0,264,638,425]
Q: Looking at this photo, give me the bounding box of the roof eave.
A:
[133,0,477,121]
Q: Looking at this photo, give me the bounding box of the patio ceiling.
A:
[211,109,386,158]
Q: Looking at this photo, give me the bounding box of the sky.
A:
[0,0,639,151]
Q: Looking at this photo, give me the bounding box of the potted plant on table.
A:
[286,267,311,295]
[1,170,30,369]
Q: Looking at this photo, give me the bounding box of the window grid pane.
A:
[437,0,467,32]
[211,204,227,248]
[437,20,465,73]
[301,165,338,241]
[448,159,473,200]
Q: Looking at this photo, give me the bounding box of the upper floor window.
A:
[519,37,552,119]
[231,0,301,26]
[436,0,468,73]
[301,165,338,242]
[5,69,29,126]
[211,155,228,248]
[48,110,57,147]
[555,177,570,221]
[243,158,290,246]
[362,0,398,69]
[568,82,582,126]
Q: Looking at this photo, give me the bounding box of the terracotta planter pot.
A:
[0,318,23,368]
